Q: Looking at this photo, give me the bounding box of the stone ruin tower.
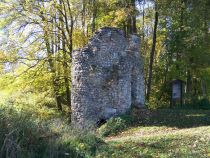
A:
[71,27,145,128]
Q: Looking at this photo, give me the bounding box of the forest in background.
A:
[0,0,210,157]
[0,0,210,110]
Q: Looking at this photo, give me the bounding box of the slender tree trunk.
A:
[146,3,158,101]
[53,77,62,111]
[139,0,146,96]
[142,0,145,41]
[126,0,136,35]
[201,79,207,97]
[91,0,96,34]
[62,44,71,108]
[39,6,62,111]
[82,0,86,33]
[186,70,192,98]
[201,2,208,98]
[66,0,74,57]
[131,0,137,33]
[193,78,197,96]
[59,0,72,108]
[127,16,132,35]
[123,21,127,36]
[44,32,62,111]
[157,56,169,101]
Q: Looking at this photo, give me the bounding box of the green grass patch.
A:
[1,91,210,158]
[98,109,210,158]
[101,132,210,158]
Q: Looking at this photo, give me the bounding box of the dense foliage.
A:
[0,0,210,109]
[0,0,210,157]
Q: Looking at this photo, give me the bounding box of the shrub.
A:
[0,103,104,158]
[98,115,134,137]
[36,97,56,108]
[0,91,106,157]
[0,106,49,158]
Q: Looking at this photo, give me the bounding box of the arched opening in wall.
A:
[97,118,107,127]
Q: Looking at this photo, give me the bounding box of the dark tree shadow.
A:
[130,109,210,128]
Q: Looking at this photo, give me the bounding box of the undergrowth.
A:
[0,91,105,158]
[98,115,134,137]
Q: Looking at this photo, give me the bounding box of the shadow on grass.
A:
[98,109,210,137]
[102,135,208,158]
[97,109,210,157]
[132,109,210,128]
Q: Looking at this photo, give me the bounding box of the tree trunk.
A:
[39,7,63,111]
[186,70,192,97]
[91,0,96,34]
[142,0,145,41]
[201,79,207,97]
[127,16,132,35]
[126,0,137,35]
[62,40,71,108]
[146,3,158,101]
[59,0,72,108]
[82,0,86,33]
[45,35,62,111]
[131,0,137,33]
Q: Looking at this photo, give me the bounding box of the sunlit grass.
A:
[185,114,207,117]
[97,109,210,158]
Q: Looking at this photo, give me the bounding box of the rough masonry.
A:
[71,27,145,128]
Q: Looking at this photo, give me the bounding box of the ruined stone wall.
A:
[71,27,144,128]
